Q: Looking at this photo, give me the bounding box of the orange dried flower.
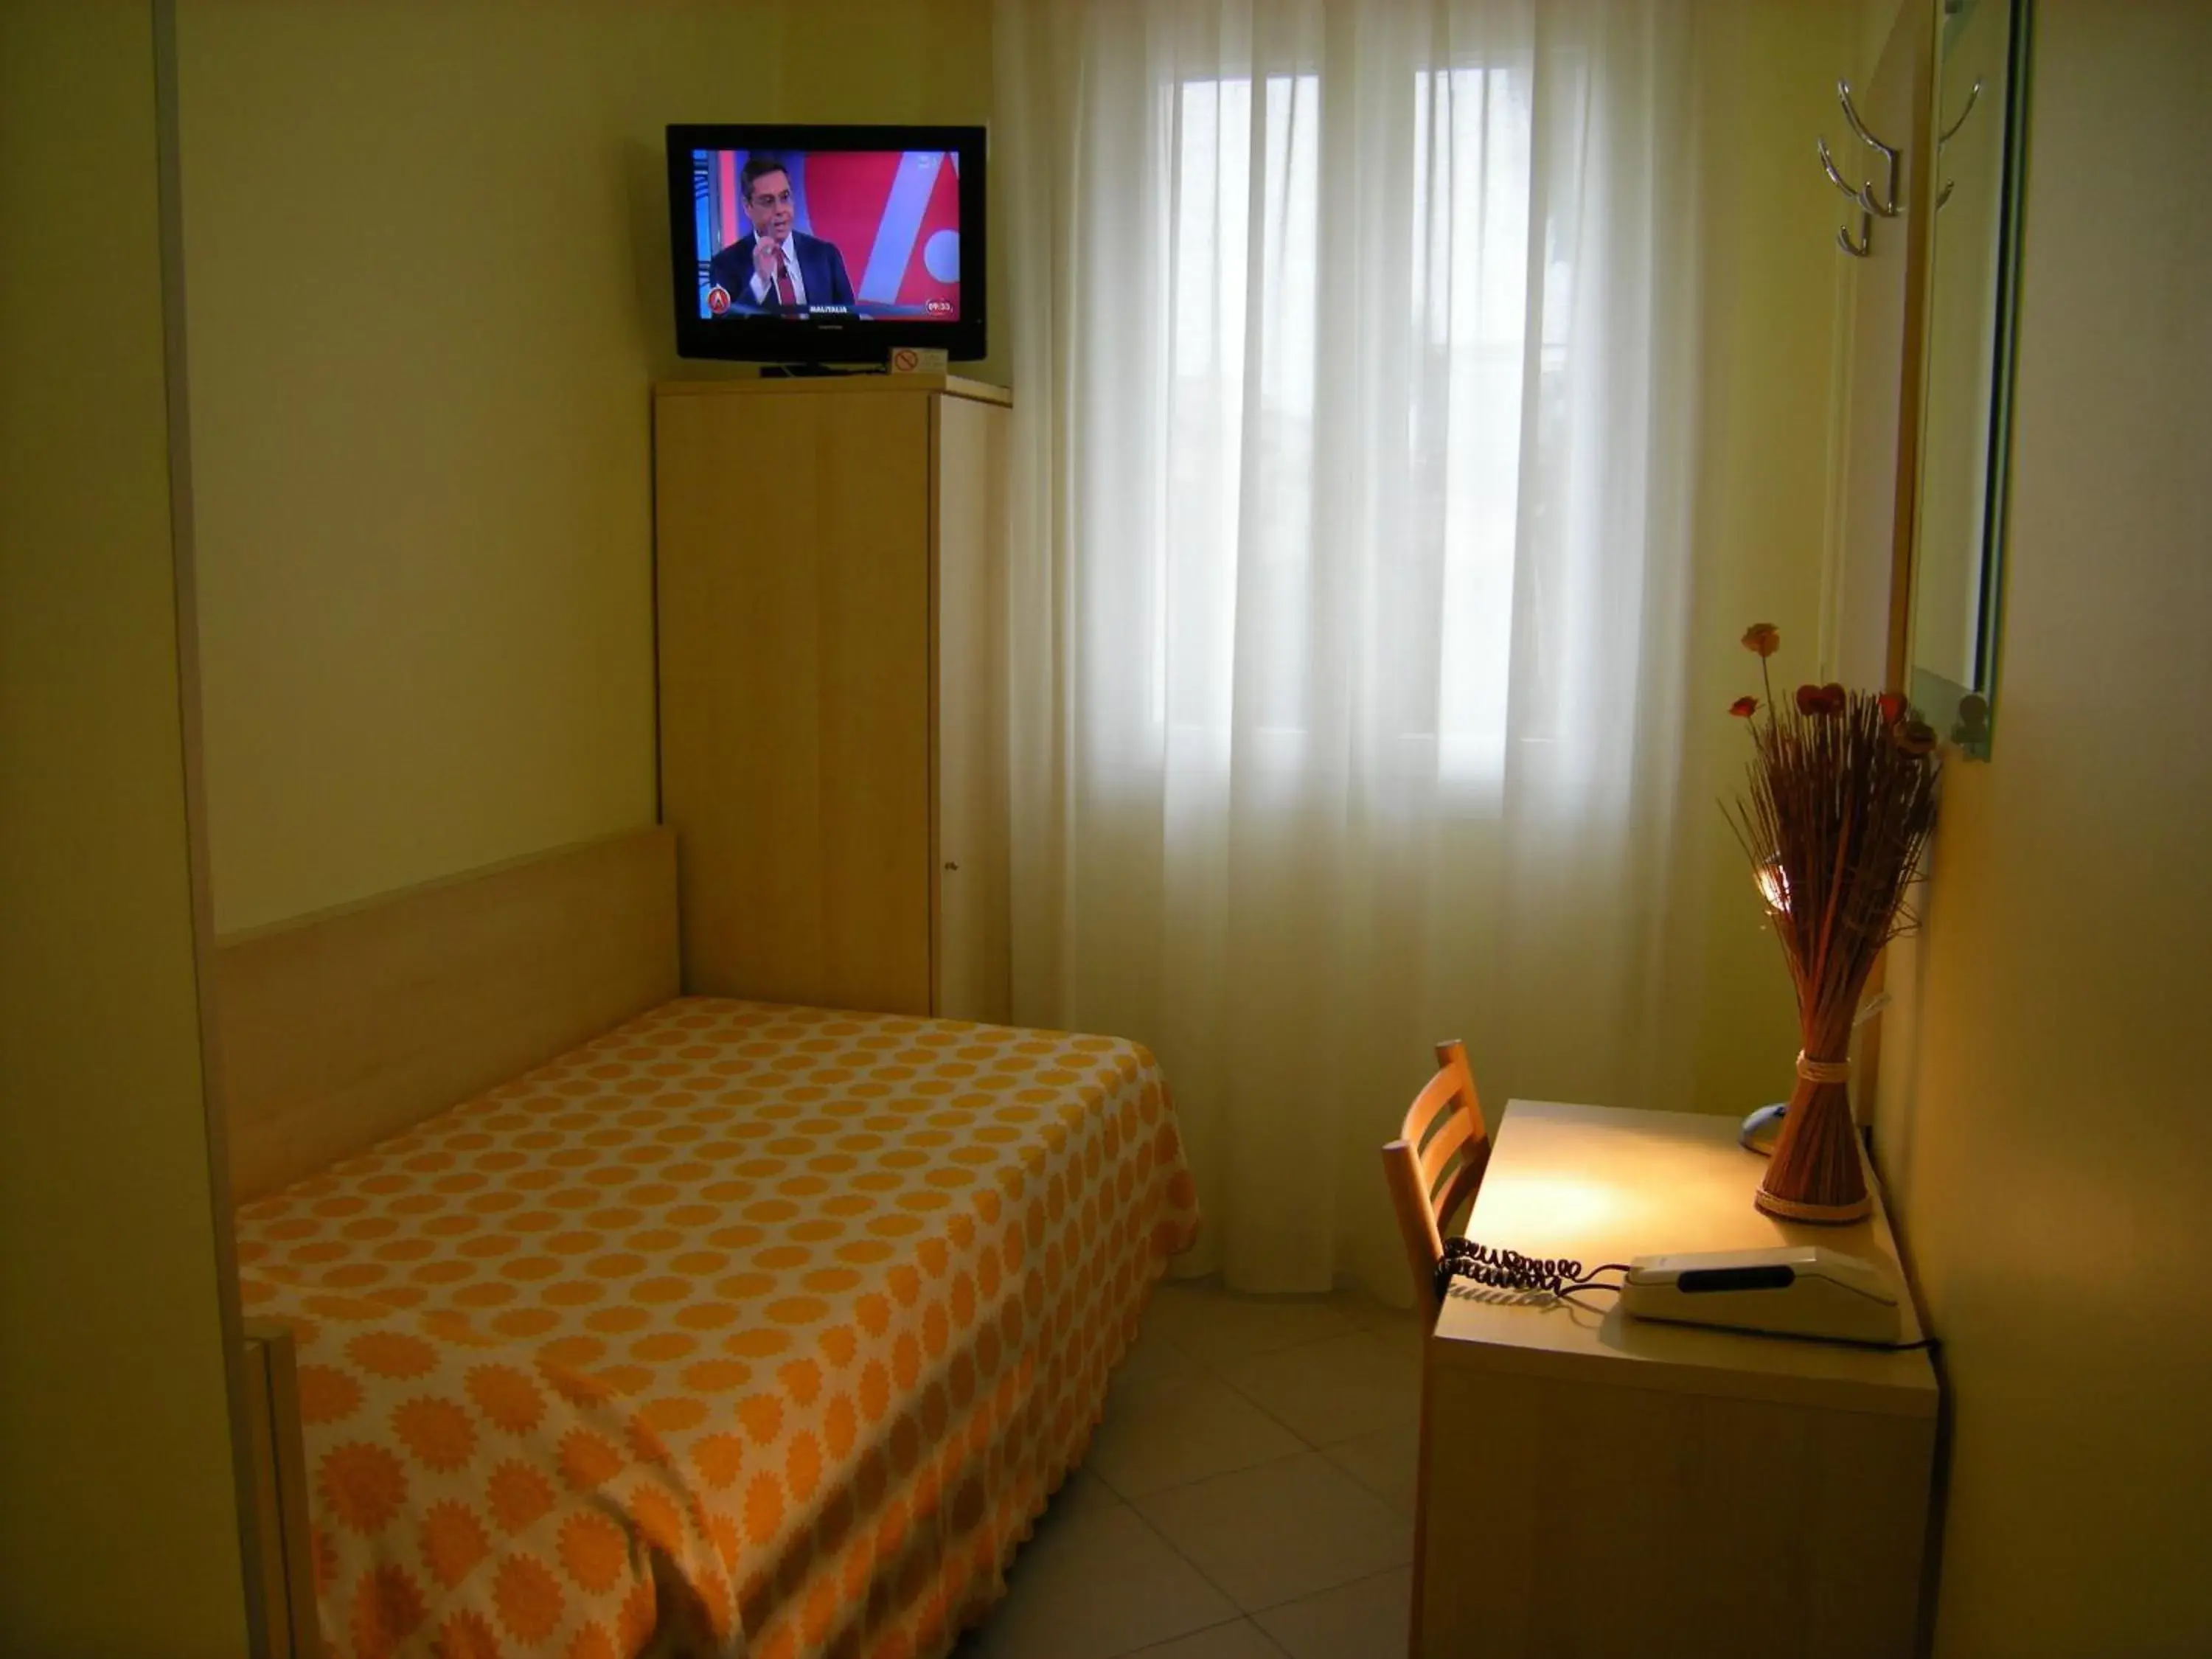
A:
[1878,692,1907,726]
[1893,720,1938,757]
[1742,623,1781,658]
[1729,696,1759,718]
[1795,683,1847,717]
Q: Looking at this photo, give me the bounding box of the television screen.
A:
[667,124,985,364]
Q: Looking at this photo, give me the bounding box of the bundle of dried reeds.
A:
[1726,625,1941,1221]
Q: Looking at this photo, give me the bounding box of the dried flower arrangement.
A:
[1728,624,1942,1222]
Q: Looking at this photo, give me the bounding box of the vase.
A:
[1753,1051,1871,1223]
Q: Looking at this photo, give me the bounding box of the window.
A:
[1158,74,1320,748]
[1152,62,1559,799]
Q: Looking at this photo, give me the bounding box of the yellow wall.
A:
[174,0,1803,1110]
[179,0,995,932]
[1876,3,2212,1651]
[0,4,249,1653]
[1681,0,1863,1119]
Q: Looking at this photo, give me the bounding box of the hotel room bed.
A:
[234,995,1202,1659]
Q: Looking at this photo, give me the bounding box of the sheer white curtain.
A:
[995,0,1706,1297]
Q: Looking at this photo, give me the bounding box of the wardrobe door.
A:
[656,387,933,1014]
[930,394,1011,1024]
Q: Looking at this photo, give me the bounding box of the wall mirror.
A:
[1910,0,2031,759]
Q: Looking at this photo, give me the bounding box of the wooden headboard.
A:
[216,827,680,1202]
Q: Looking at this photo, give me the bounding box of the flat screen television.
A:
[667,123,986,364]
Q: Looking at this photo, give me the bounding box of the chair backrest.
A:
[1380,1039,1492,1323]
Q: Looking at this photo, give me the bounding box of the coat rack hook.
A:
[1940,77,1985,146]
[1837,80,1899,170]
[1935,74,1984,212]
[1836,79,1904,218]
[1818,136,1868,204]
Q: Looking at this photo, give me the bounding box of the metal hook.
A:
[1818,135,1877,254]
[1836,79,1904,219]
[1940,77,1984,145]
[1837,80,1899,170]
[1840,80,1893,168]
[1934,75,1983,214]
[1818,136,1867,204]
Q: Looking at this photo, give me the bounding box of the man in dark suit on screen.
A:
[707,153,856,314]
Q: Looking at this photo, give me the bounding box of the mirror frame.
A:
[1907,0,2034,760]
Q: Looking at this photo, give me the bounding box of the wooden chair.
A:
[1380,1039,1492,1323]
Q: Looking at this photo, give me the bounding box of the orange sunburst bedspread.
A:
[234,998,1203,1659]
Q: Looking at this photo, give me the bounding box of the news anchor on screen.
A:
[707,153,855,313]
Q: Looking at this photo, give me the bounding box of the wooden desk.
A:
[1413,1102,1937,1659]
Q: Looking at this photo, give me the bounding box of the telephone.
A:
[1619,1245,1902,1346]
[1437,1239,1912,1348]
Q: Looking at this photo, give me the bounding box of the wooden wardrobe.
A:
[652,375,1011,1023]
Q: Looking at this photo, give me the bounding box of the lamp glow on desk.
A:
[1412,1101,1937,1659]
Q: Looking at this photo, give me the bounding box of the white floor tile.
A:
[1113,1317,1200,1388]
[1029,1467,1123,1530]
[1317,1419,1422,1517]
[1326,1282,1413,1326]
[978,1472,1238,1659]
[1349,1299,1428,1356]
[1124,1618,1290,1657]
[1132,1452,1413,1615]
[1143,1281,1363,1367]
[1219,1329,1419,1448]
[967,1280,1435,1656]
[1252,1567,1415,1659]
[1089,1371,1306,1498]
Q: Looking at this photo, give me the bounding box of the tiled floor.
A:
[953,1278,1424,1659]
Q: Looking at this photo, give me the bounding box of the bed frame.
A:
[216,825,680,1203]
[217,827,681,1658]
[212,821,1186,1659]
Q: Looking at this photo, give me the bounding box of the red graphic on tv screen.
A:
[807,152,961,315]
[706,285,731,316]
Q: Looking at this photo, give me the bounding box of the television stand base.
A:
[759,362,888,380]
